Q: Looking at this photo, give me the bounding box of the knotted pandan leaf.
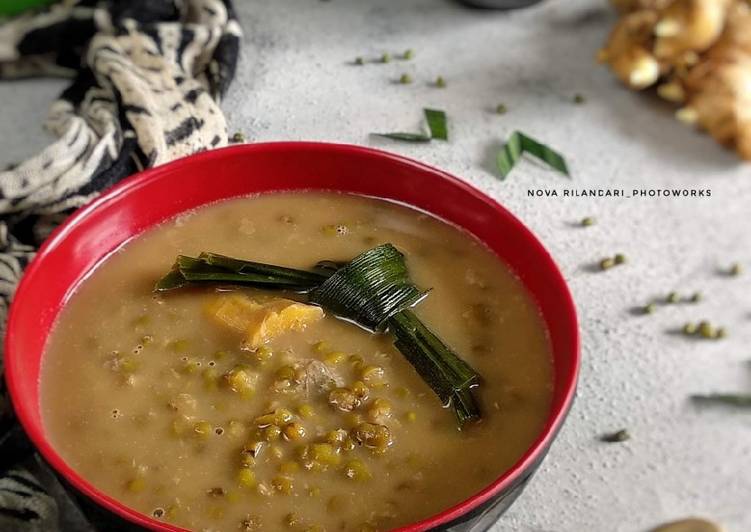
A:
[389,310,480,425]
[154,252,328,292]
[155,244,482,427]
[309,244,428,331]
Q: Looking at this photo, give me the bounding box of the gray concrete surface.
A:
[1,1,749,531]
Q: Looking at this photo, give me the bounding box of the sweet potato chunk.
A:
[206,294,323,349]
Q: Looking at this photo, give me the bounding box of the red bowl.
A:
[4,142,579,531]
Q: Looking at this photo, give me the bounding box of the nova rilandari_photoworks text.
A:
[527,188,712,198]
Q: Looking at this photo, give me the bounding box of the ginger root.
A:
[599,0,751,159]
[652,0,731,61]
[611,0,673,13]
[598,10,661,89]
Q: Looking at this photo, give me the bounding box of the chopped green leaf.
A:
[691,393,751,408]
[496,131,570,179]
[372,132,431,143]
[424,108,448,141]
[371,108,448,144]
[496,130,523,180]
[519,132,570,176]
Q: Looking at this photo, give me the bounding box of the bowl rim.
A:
[5,141,579,532]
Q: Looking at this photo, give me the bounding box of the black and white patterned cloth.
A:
[0,1,240,529]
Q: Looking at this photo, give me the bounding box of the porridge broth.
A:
[41,192,553,531]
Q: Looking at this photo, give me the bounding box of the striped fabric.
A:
[0,1,241,529]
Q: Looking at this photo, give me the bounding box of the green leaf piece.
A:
[496,131,524,180]
[372,132,432,143]
[197,252,327,284]
[154,268,188,291]
[518,132,570,176]
[424,108,448,141]
[496,130,570,179]
[389,310,480,426]
[691,393,751,408]
[154,253,327,292]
